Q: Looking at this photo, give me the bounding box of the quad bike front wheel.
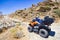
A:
[28,26,33,32]
[39,29,49,38]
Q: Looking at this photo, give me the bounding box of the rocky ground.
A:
[0,0,60,40]
[0,16,60,40]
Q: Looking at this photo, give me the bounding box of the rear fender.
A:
[39,26,51,32]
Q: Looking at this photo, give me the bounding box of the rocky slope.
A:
[0,19,60,40]
[9,0,60,22]
[0,0,60,40]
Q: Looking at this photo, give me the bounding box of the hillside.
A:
[9,0,60,22]
[0,0,60,40]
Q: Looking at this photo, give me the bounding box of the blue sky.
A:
[0,0,44,15]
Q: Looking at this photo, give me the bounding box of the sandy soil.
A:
[0,21,60,40]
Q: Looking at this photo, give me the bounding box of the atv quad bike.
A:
[28,16,54,38]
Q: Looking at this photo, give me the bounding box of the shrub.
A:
[54,2,59,5]
[54,9,60,17]
[38,6,51,12]
[14,31,24,39]
[37,13,41,15]
[10,27,24,39]
[2,27,7,32]
[16,23,21,27]
[46,3,55,7]
[0,28,3,33]
[53,7,58,9]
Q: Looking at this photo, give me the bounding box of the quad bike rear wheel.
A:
[39,29,49,38]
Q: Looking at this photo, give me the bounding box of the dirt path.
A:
[0,18,60,40]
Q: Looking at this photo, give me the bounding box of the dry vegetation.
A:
[9,0,60,22]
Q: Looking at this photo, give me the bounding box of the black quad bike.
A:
[28,16,54,38]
